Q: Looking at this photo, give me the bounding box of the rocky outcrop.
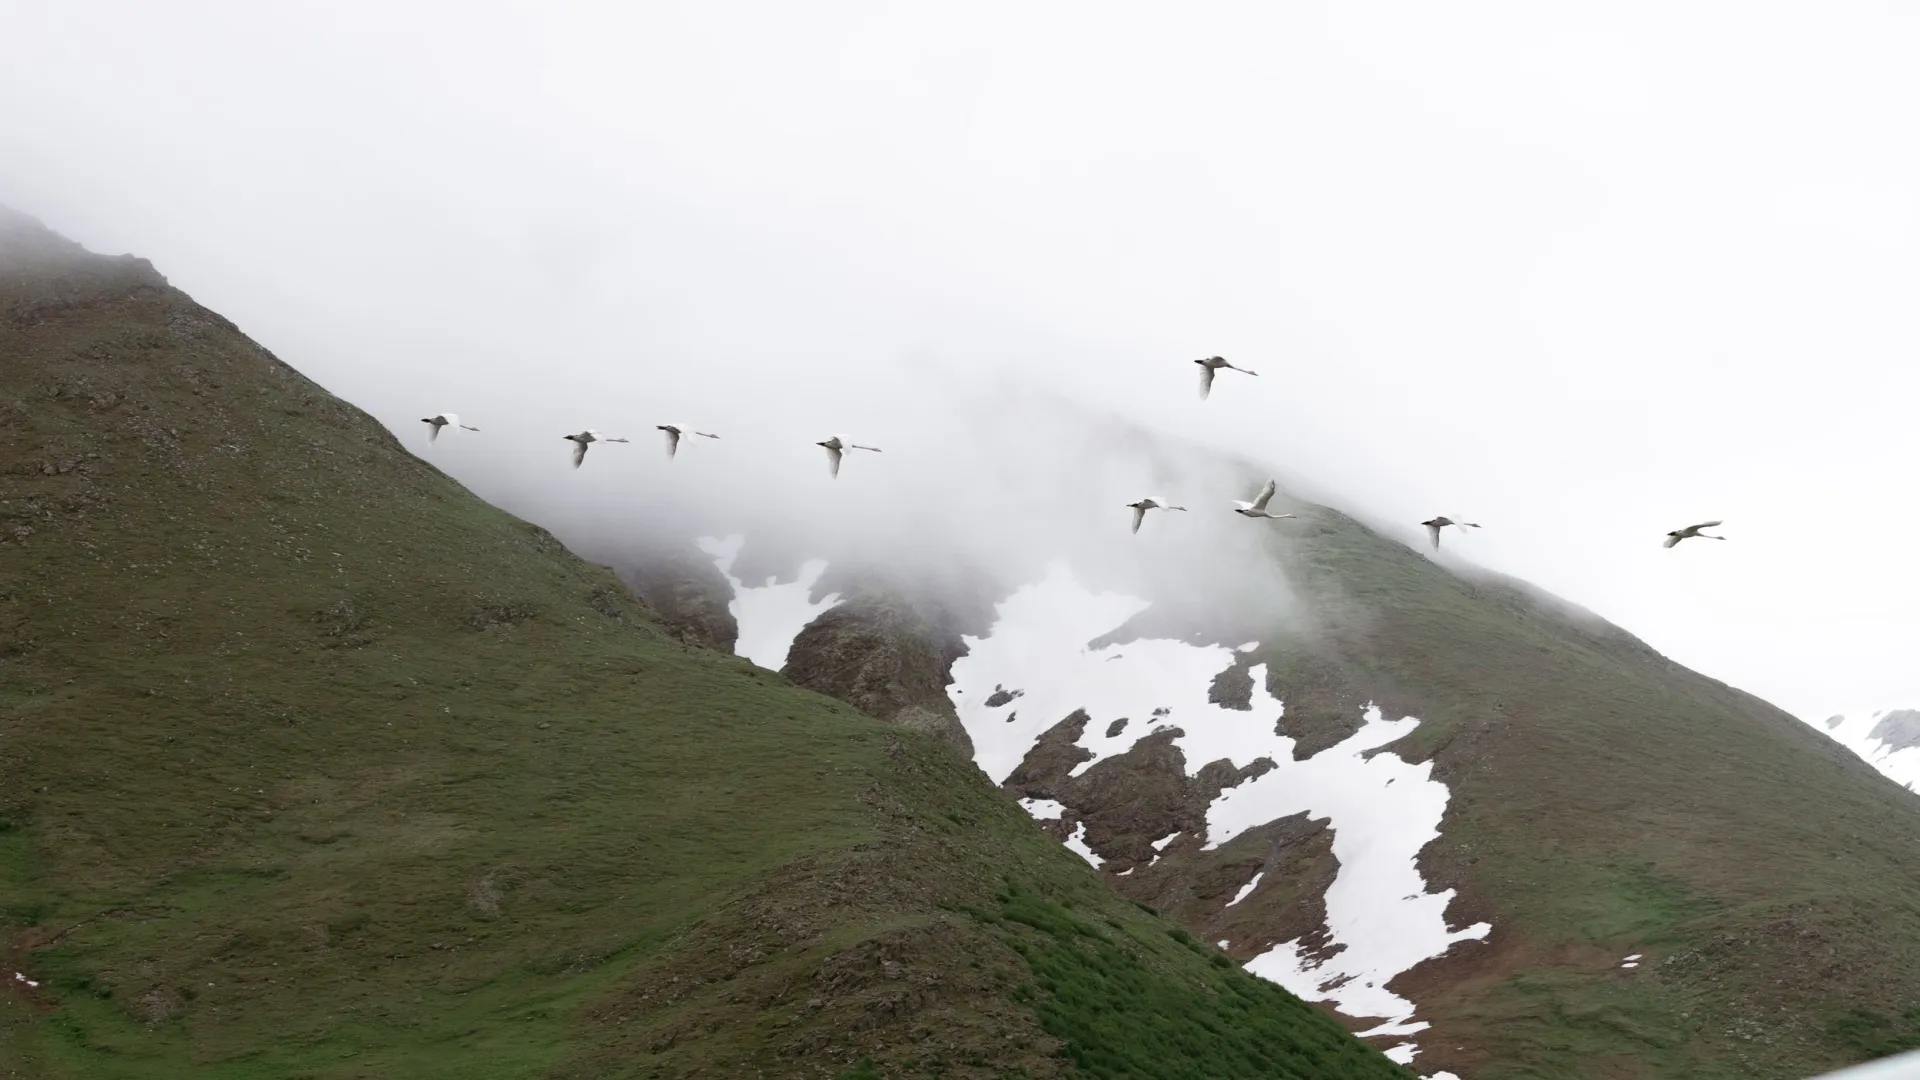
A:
[618,547,738,652]
[1002,710,1338,968]
[781,591,978,756]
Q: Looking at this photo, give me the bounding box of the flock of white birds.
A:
[419,355,1728,552]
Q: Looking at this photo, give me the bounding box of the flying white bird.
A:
[1127,496,1187,534]
[420,413,479,443]
[563,429,629,468]
[1421,516,1481,550]
[816,435,882,478]
[657,424,719,459]
[1232,479,1297,520]
[1194,356,1259,400]
[1664,520,1726,548]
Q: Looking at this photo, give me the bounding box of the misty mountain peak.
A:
[0,207,168,301]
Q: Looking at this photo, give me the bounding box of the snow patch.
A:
[1019,797,1066,821]
[1150,831,1181,851]
[697,534,841,670]
[947,562,1492,1044]
[1806,708,1920,794]
[1621,962,1639,969]
[1386,1043,1418,1064]
[1062,821,1103,868]
[1226,871,1264,908]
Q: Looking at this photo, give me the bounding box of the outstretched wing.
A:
[825,444,843,477]
[1663,533,1682,548]
[1426,521,1442,550]
[428,422,442,443]
[662,428,680,458]
[1131,505,1146,534]
[1693,520,1723,530]
[571,439,588,468]
[1251,478,1276,512]
[1198,364,1215,400]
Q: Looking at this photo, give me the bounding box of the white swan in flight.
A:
[564,429,629,468]
[817,435,882,478]
[1194,356,1259,400]
[1127,496,1187,534]
[1232,479,1296,520]
[1421,516,1481,550]
[657,424,719,459]
[1664,520,1725,548]
[420,413,478,443]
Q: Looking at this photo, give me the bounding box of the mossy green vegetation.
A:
[971,883,1408,1079]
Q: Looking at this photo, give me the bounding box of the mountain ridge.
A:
[669,480,1920,1077]
[13,203,1920,1078]
[0,207,1414,1079]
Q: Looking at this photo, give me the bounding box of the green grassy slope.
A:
[1257,505,1920,1079]
[0,211,1412,1079]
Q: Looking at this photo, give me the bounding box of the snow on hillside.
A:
[945,563,1490,1044]
[696,534,841,670]
[1809,709,1920,793]
[704,546,1486,1073]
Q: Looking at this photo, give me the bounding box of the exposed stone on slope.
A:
[617,545,739,651]
[983,684,1023,708]
[781,590,978,755]
[995,705,1344,971]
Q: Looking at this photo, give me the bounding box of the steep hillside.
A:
[682,482,1920,1077]
[0,209,1414,1079]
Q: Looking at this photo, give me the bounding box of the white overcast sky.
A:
[4,1,1918,723]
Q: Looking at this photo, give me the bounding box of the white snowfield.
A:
[708,547,1491,1071]
[697,535,841,671]
[1808,709,1920,794]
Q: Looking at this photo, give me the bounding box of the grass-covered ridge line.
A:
[0,210,1405,1076]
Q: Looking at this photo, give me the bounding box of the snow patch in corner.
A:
[1806,708,1920,794]
[697,534,841,671]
